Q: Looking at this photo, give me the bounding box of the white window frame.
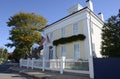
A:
[50,32,53,42]
[73,23,79,35]
[74,44,80,60]
[61,45,66,57]
[61,27,66,37]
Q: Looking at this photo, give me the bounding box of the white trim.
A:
[44,9,104,35]
[64,70,89,74]
[83,18,89,59]
[44,11,87,34]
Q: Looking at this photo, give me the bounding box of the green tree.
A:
[6,12,47,59]
[12,48,26,62]
[101,9,120,57]
[0,48,8,63]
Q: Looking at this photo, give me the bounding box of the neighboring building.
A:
[42,0,104,61]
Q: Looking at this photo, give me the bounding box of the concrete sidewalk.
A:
[10,66,90,79]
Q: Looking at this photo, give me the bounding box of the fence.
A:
[20,58,89,75]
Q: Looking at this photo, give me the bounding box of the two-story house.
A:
[42,0,104,61]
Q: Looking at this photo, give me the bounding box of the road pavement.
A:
[0,63,34,79]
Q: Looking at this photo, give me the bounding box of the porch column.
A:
[60,56,66,74]
[42,42,47,71]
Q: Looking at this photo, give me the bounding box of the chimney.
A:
[98,13,104,21]
[86,0,93,11]
[68,3,83,14]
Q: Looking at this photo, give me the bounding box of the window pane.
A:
[50,32,53,42]
[61,27,66,37]
[61,46,66,57]
[74,44,80,60]
[73,23,79,35]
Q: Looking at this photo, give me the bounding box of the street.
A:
[0,63,33,79]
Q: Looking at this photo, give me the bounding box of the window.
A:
[61,27,66,37]
[74,44,80,60]
[73,23,79,35]
[50,32,53,42]
[61,45,66,57]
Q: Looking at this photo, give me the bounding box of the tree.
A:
[101,9,120,57]
[0,48,8,63]
[6,12,47,59]
[12,48,27,62]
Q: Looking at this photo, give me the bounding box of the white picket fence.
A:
[20,58,89,74]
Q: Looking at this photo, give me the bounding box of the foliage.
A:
[101,9,120,57]
[6,12,47,59]
[53,34,86,46]
[0,48,8,63]
[12,48,27,62]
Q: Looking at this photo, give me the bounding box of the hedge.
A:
[53,34,86,46]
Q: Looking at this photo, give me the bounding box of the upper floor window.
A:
[73,23,79,35]
[50,32,54,42]
[61,27,66,37]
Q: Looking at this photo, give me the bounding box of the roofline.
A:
[42,7,87,30]
[87,8,104,24]
[42,6,104,30]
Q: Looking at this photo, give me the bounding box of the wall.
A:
[56,41,85,59]
[91,17,103,57]
[49,17,85,59]
[53,20,84,40]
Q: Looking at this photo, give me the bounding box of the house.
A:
[20,1,104,78]
[42,0,104,61]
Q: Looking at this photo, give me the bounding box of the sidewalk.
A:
[10,66,90,79]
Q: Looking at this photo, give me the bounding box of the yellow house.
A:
[42,0,104,61]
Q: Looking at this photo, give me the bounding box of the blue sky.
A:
[0,0,120,52]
